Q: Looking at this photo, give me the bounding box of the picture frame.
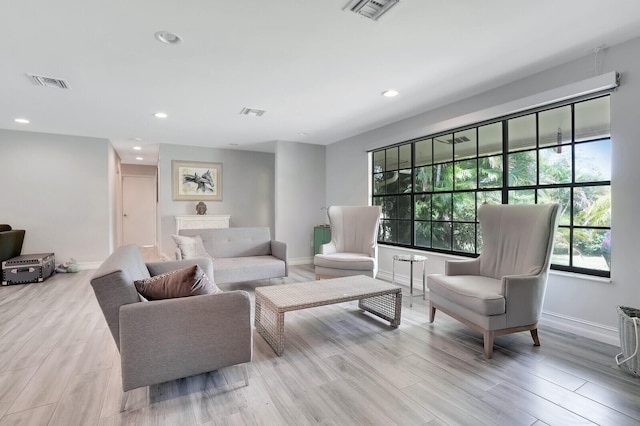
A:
[172,160,222,201]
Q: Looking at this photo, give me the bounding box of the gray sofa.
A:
[90,244,252,411]
[176,227,288,284]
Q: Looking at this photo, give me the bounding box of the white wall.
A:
[0,129,113,265]
[326,36,640,345]
[157,144,275,256]
[275,141,327,263]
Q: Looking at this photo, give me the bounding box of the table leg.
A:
[392,258,396,286]
[409,261,414,307]
[422,259,426,300]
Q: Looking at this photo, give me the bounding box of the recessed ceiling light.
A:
[14,118,30,124]
[133,146,142,151]
[135,157,144,161]
[155,31,182,45]
[154,112,168,119]
[382,89,399,97]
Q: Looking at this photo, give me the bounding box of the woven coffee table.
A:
[255,275,402,356]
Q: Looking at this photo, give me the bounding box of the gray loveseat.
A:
[176,227,288,284]
[90,244,252,410]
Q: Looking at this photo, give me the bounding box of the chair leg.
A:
[120,390,130,412]
[429,303,436,323]
[531,328,541,346]
[242,364,249,386]
[483,331,495,359]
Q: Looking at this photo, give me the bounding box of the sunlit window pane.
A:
[537,188,571,226]
[575,140,611,182]
[415,138,433,167]
[479,122,502,156]
[508,114,536,152]
[539,105,572,147]
[479,155,503,188]
[508,151,537,186]
[432,222,451,250]
[575,96,610,142]
[453,223,476,253]
[415,221,431,248]
[539,147,571,185]
[573,186,610,227]
[453,192,476,222]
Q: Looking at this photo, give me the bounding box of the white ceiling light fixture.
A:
[133,146,142,150]
[382,89,399,97]
[154,112,168,119]
[14,118,30,124]
[344,0,399,21]
[239,107,266,117]
[135,157,144,161]
[155,31,182,45]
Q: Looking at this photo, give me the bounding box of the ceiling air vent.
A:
[239,107,266,117]
[345,0,399,21]
[436,135,471,145]
[26,73,71,89]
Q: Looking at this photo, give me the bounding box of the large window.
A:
[372,95,611,277]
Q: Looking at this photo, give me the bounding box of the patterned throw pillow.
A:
[134,264,222,300]
[172,234,210,259]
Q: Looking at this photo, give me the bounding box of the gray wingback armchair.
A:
[314,205,382,279]
[90,244,252,410]
[427,203,561,358]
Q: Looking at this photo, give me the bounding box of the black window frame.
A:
[372,94,611,278]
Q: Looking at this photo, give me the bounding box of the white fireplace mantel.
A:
[175,215,230,234]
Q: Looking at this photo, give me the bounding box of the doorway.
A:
[122,174,157,247]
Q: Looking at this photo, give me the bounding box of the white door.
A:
[122,175,157,246]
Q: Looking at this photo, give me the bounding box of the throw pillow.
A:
[134,264,222,300]
[172,234,209,259]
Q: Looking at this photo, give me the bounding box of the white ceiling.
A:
[3,0,640,165]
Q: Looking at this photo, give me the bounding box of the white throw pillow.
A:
[172,234,210,259]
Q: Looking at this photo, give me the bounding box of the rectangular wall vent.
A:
[26,74,71,89]
[345,0,399,21]
[239,107,266,117]
[436,135,471,145]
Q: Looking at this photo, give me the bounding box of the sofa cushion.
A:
[172,234,210,259]
[314,252,375,271]
[179,227,272,258]
[428,274,505,316]
[134,265,221,300]
[213,256,285,284]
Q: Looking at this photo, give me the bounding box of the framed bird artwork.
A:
[172,160,222,201]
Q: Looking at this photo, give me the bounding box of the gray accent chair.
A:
[427,203,561,359]
[314,205,382,279]
[90,244,252,411]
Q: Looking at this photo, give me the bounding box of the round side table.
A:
[392,254,427,307]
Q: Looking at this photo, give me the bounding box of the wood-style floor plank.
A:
[1,265,639,425]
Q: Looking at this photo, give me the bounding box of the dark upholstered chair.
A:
[428,204,561,358]
[0,224,25,263]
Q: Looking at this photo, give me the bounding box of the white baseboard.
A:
[289,257,313,266]
[539,311,620,347]
[77,261,102,271]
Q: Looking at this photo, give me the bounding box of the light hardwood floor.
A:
[1,265,639,425]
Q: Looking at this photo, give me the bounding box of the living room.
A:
[2,1,640,424]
